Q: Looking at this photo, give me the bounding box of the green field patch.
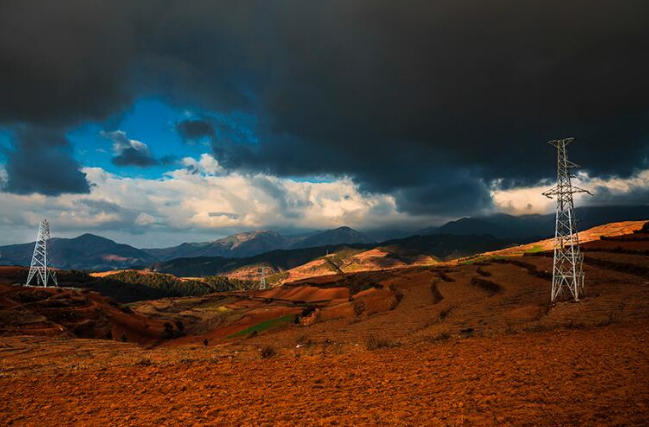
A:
[227,315,295,338]
[525,245,544,254]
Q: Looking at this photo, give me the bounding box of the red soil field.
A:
[2,220,649,425]
[1,323,647,426]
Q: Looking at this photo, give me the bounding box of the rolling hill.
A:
[0,227,374,271]
[151,233,512,278]
[0,234,155,271]
[419,205,649,241]
[2,218,649,426]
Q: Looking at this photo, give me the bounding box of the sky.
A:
[0,1,648,247]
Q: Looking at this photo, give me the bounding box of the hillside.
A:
[420,205,649,241]
[477,220,647,259]
[2,219,649,425]
[151,234,512,279]
[289,226,375,249]
[0,271,167,344]
[0,234,155,271]
[142,230,291,260]
[150,244,368,278]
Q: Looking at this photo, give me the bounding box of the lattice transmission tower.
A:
[258,266,268,290]
[542,138,591,303]
[25,219,58,287]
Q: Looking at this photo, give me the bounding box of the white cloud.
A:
[491,169,649,215]
[135,212,157,226]
[0,154,426,246]
[100,130,158,166]
[181,153,223,175]
[102,130,152,157]
[1,153,646,246]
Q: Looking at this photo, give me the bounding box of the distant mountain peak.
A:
[75,233,114,242]
[141,227,375,260]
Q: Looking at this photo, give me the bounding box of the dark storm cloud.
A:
[112,148,158,167]
[1,0,649,214]
[0,1,136,125]
[101,130,159,167]
[2,128,90,196]
[175,120,215,143]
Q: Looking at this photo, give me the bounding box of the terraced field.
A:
[1,220,649,426]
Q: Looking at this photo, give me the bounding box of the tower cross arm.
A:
[571,185,593,196]
[542,187,560,199]
[543,185,592,199]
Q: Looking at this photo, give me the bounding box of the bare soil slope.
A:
[2,220,649,425]
[1,323,647,426]
[0,268,166,344]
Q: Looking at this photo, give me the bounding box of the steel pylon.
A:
[542,138,591,303]
[25,219,58,287]
[258,266,268,290]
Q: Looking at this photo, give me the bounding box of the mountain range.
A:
[0,234,157,271]
[419,205,649,241]
[141,226,375,261]
[0,227,375,271]
[0,204,646,272]
[150,233,511,278]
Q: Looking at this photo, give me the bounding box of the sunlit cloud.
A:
[491,169,649,215]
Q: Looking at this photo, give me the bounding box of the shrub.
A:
[583,256,649,279]
[476,266,492,277]
[504,322,517,335]
[260,346,276,358]
[523,323,552,333]
[438,307,452,320]
[470,277,504,295]
[300,304,317,317]
[390,291,404,309]
[437,271,454,282]
[366,336,399,350]
[430,332,451,342]
[460,327,474,337]
[353,299,367,316]
[492,259,552,281]
[162,322,175,339]
[430,283,444,303]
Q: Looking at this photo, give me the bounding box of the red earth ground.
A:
[1,220,649,426]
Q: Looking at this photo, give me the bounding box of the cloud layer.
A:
[0,154,647,247]
[0,1,648,215]
[2,127,90,196]
[0,155,427,246]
